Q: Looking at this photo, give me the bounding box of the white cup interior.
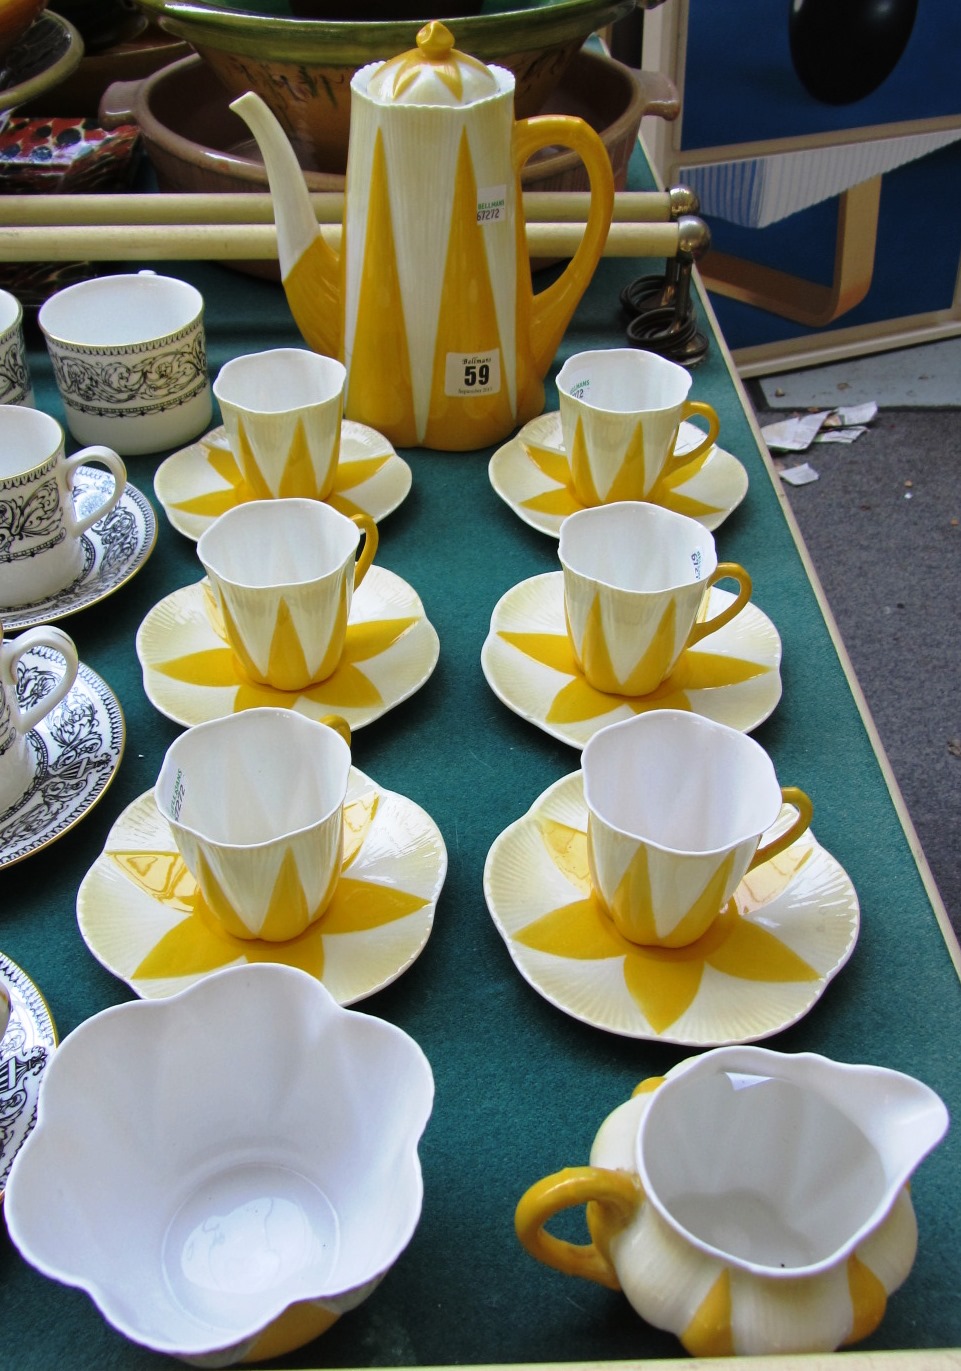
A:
[156,711,350,847]
[38,273,202,347]
[213,348,346,413]
[639,1056,886,1271]
[557,348,692,413]
[560,502,716,592]
[583,711,782,853]
[198,499,358,587]
[0,407,61,479]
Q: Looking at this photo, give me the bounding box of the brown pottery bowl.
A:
[103,46,650,276]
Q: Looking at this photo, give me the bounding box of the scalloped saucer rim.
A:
[135,565,439,731]
[488,411,749,538]
[77,769,447,1005]
[483,769,859,1046]
[154,420,413,542]
[481,571,782,749]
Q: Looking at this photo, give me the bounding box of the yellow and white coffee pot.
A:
[232,21,615,451]
[516,1046,948,1357]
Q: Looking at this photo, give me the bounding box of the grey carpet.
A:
[746,395,960,939]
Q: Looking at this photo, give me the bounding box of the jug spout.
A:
[230,92,342,361]
[807,1054,950,1197]
[635,1047,949,1278]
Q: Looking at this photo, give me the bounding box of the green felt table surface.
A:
[1,168,959,1368]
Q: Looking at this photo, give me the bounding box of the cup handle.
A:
[514,1166,641,1290]
[3,626,79,733]
[749,787,814,870]
[63,447,127,538]
[350,513,378,590]
[319,714,351,747]
[660,399,720,481]
[686,562,752,646]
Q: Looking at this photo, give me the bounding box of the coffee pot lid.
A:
[366,20,501,106]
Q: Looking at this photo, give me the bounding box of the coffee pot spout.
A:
[230,92,342,361]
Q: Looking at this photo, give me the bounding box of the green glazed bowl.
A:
[130,0,636,170]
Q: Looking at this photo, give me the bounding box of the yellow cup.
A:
[154,708,352,942]
[582,710,812,948]
[198,497,377,692]
[559,502,751,696]
[556,347,719,507]
[213,347,345,500]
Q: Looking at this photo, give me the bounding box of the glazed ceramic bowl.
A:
[0,0,45,61]
[0,9,84,112]
[130,0,635,170]
[5,963,434,1366]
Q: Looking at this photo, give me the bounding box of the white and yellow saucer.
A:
[489,412,749,539]
[484,771,859,1045]
[136,565,439,731]
[77,768,447,1003]
[481,573,781,748]
[154,421,412,541]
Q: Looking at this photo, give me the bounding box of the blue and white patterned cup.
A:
[0,621,78,813]
[0,407,126,607]
[38,271,212,457]
[0,289,33,409]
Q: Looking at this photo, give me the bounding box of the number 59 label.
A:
[444,350,501,397]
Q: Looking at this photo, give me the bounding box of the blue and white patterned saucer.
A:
[0,952,57,1199]
[0,468,157,631]
[0,648,125,869]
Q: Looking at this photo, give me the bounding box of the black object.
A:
[621,214,711,368]
[626,300,709,368]
[51,0,143,53]
[789,0,919,104]
[289,1,483,17]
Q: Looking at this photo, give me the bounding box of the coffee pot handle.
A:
[514,115,615,376]
[514,1165,641,1289]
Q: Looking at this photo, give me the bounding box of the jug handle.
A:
[515,1165,641,1289]
[514,116,615,376]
